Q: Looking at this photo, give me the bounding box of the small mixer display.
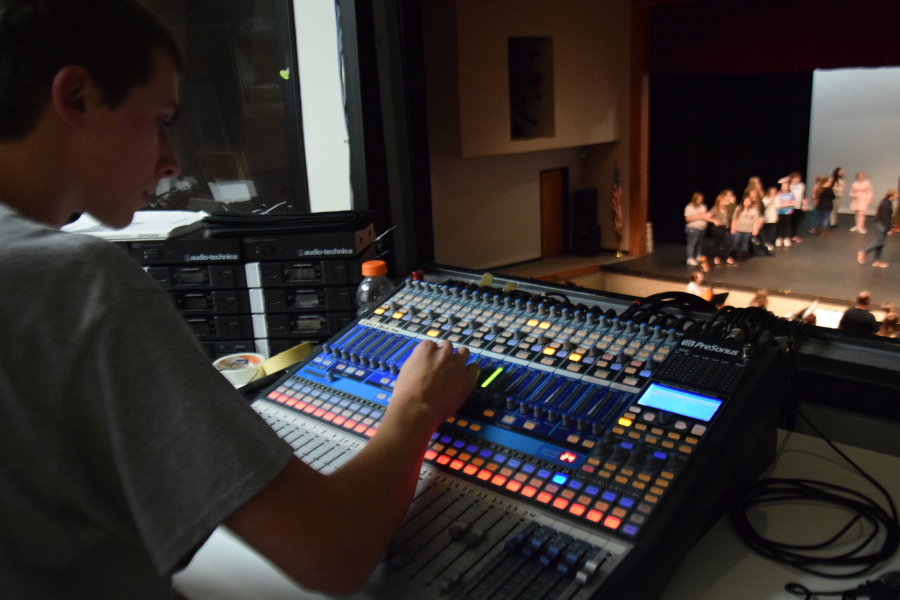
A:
[254,266,785,599]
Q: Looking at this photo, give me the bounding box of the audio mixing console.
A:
[250,266,788,599]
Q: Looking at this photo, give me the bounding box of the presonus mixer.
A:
[251,265,788,599]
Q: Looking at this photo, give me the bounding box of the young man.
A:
[838,292,879,335]
[0,2,478,598]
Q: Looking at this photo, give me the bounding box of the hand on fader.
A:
[390,340,479,430]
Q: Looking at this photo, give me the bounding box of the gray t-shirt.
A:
[0,203,292,599]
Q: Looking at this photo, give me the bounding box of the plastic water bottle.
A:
[356,260,395,316]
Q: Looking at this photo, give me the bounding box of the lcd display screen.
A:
[174,270,206,285]
[183,297,208,310]
[291,292,320,308]
[637,383,722,422]
[286,266,317,282]
[291,317,322,333]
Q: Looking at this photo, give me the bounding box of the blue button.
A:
[602,491,617,502]
[568,480,583,491]
[623,525,639,536]
[531,345,543,352]
[552,473,568,485]
[320,393,332,401]
[537,469,551,479]
[441,436,453,444]
[479,449,493,458]
[507,339,517,346]
[467,444,480,453]
[349,403,360,411]
[310,390,322,397]
[463,329,473,335]
[557,351,568,358]
[453,440,465,449]
[621,442,633,450]
[358,407,371,416]
[611,364,622,371]
[640,370,652,377]
[494,454,507,464]
[522,464,536,474]
[339,400,351,408]
[370,411,383,419]
[485,334,495,341]
[585,485,599,496]
[301,386,313,393]
[431,432,439,440]
[654,451,667,460]
[583,357,595,365]
[619,497,635,508]
[508,459,522,469]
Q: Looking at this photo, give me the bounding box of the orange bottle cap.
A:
[361,260,388,277]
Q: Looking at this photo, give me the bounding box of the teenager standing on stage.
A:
[684,192,708,266]
[761,187,779,251]
[788,172,806,244]
[731,194,762,259]
[849,171,873,234]
[705,193,735,266]
[775,182,794,246]
[830,167,846,227]
[814,176,837,236]
[858,189,897,268]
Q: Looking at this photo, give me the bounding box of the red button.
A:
[313,408,326,417]
[277,394,289,403]
[268,391,281,400]
[552,497,569,510]
[463,464,479,476]
[365,428,378,438]
[323,412,336,422]
[342,419,357,429]
[436,454,452,465]
[354,423,367,433]
[285,399,297,407]
[477,470,492,481]
[332,416,346,426]
[424,450,438,461]
[569,503,586,517]
[294,401,308,410]
[506,481,522,492]
[490,475,507,487]
[303,404,316,413]
[603,516,622,530]
[521,486,537,498]
[581,465,595,474]
[449,459,465,470]
[536,492,553,504]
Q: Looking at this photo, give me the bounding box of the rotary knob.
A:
[549,305,559,318]
[574,310,584,323]
[515,298,524,311]
[658,411,672,425]
[514,329,526,340]
[504,297,513,308]
[493,296,502,307]
[627,321,637,333]
[586,312,596,325]
[654,326,665,339]
[639,323,649,336]
[490,324,502,335]
[611,445,629,462]
[538,303,547,316]
[526,301,536,313]
[592,422,605,436]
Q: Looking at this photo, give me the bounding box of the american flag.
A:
[611,159,623,236]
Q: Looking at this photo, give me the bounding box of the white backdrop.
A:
[807,67,900,214]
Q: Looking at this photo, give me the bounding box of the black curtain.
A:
[648,72,813,244]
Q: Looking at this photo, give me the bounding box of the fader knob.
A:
[646,356,659,370]
[451,288,460,298]
[669,454,686,470]
[592,422,605,436]
[491,324,502,335]
[493,296,502,307]
[616,352,629,364]
[340,350,350,360]
[526,301,536,313]
[563,341,574,351]
[658,411,672,425]
[604,431,619,444]
[462,289,471,300]
[577,418,590,432]
[408,306,418,316]
[482,292,491,303]
[447,315,459,325]
[597,443,613,458]
[645,456,663,471]
[600,315,609,328]
[589,346,600,357]
[425,309,435,320]
[389,301,399,311]
[614,319,625,330]
[533,406,546,419]
[562,414,574,427]
[326,371,337,383]
[390,364,399,375]
[519,401,532,415]
[612,446,629,462]
[538,334,549,345]
[349,353,359,363]
[331,347,340,358]
[628,450,646,467]
[514,329,526,340]
[379,360,388,371]
[668,329,679,342]
[506,397,518,411]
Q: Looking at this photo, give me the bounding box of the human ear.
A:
[49,66,96,128]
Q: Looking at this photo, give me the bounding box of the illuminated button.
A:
[491,475,507,486]
[582,440,595,449]
[523,422,536,430]
[458,453,472,462]
[502,416,515,425]
[552,497,570,510]
[527,319,539,327]
[521,486,537,498]
[436,454,452,465]
[530,478,545,488]
[674,421,688,430]
[567,435,581,444]
[632,481,646,490]
[588,458,601,467]
[552,473,568,485]
[691,424,707,436]
[561,489,576,500]
[424,450,438,461]
[598,470,612,479]
[686,436,698,445]
[449,459,465,470]
[569,503,586,517]
[615,476,628,485]
[514,472,528,483]
[354,423,368,434]
[612,507,627,518]
[586,510,604,523]
[500,467,514,478]
[470,424,481,432]
[445,449,458,457]
[540,322,551,329]
[604,462,617,471]
[638,473,651,482]
[477,470,492,481]
[612,427,625,435]
[485,463,499,473]
[645,436,658,444]
[662,441,675,449]
[482,410,495,418]
[506,480,522,493]
[655,479,669,488]
[463,465,479,476]
[536,492,553,504]
[651,428,664,435]
[332,416,346,426]
[457,420,469,427]
[603,516,622,530]
[594,501,611,513]
[392,312,403,319]
[374,308,385,315]
[472,458,485,467]
[650,486,665,495]
[661,471,674,480]
[569,353,583,362]
[679,445,693,454]
[303,404,316,414]
[365,428,377,437]
[620,468,634,477]
[543,348,556,356]
[426,330,440,337]
[644,494,659,504]
[618,417,633,427]
[285,399,297,408]
[342,419,357,429]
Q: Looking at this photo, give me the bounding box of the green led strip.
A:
[480,367,504,388]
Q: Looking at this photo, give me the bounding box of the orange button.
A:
[536,492,553,504]
[603,516,622,530]
[552,497,570,510]
[365,428,377,438]
[491,475,507,486]
[268,391,281,400]
[586,509,604,523]
[323,412,336,422]
[679,445,693,454]
[618,417,633,427]
[449,459,465,471]
[303,404,316,414]
[612,507,627,518]
[514,472,528,483]
[620,468,634,477]
[354,423,368,433]
[612,427,625,435]
[661,471,674,480]
[638,473,651,482]
[500,467,514,477]
[424,450,438,461]
[561,489,576,500]
[472,458,484,467]
[521,485,537,498]
[277,394,289,403]
[332,416,346,426]
[342,419,357,429]
[445,449,457,457]
[285,399,297,408]
[486,463,499,472]
[506,480,522,493]
[650,486,664,495]
[577,495,593,505]
[436,454,451,465]
[463,464,479,476]
[632,481,646,490]
[477,470,492,481]
[615,476,628,485]
[569,503,586,517]
[593,501,610,512]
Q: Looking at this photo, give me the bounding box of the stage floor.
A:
[604,214,900,306]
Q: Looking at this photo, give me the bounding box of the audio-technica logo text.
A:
[298,248,354,256]
[681,339,740,356]
[183,253,239,262]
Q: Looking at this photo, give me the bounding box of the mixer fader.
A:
[252,265,787,599]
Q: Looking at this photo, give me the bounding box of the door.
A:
[541,168,568,257]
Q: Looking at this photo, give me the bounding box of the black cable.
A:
[731,411,900,580]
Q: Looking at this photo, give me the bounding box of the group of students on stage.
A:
[684,168,900,269]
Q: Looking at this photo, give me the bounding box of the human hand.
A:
[388,340,479,430]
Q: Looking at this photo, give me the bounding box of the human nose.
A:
[157,130,181,178]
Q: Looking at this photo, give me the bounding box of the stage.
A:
[604,214,900,307]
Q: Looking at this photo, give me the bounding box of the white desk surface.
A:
[174,430,900,599]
